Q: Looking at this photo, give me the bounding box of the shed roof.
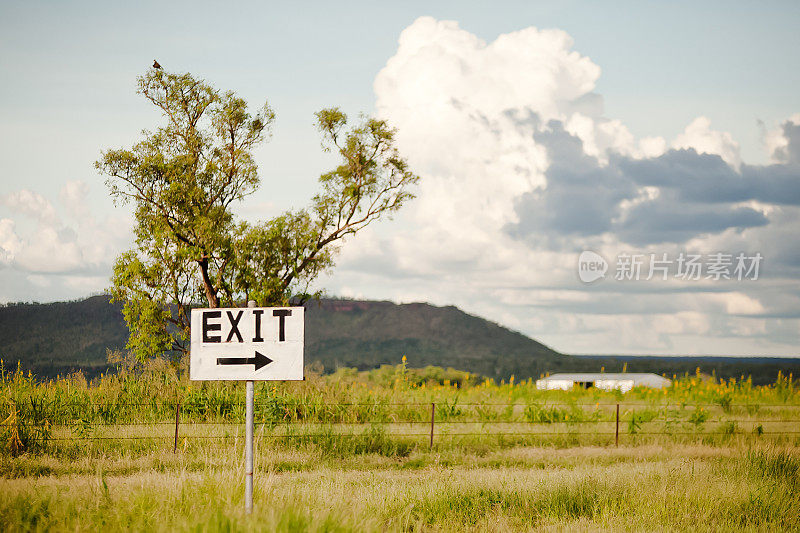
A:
[539,373,669,383]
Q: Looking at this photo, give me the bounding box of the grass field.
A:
[2,357,799,531]
[2,443,799,531]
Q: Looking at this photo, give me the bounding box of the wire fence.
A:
[4,400,800,453]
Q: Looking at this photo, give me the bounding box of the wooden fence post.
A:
[430,402,435,450]
[174,401,181,453]
[615,403,619,447]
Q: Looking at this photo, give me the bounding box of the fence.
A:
[4,399,800,454]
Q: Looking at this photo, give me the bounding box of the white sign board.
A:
[190,307,304,381]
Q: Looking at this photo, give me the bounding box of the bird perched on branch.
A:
[152,59,162,69]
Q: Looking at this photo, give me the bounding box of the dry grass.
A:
[2,443,798,532]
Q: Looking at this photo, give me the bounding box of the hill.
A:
[1,296,800,383]
[0,296,565,380]
[0,296,128,378]
[304,299,563,377]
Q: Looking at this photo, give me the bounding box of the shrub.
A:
[688,407,709,429]
[1,400,51,455]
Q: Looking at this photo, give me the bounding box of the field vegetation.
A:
[2,355,799,531]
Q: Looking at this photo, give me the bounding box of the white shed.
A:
[535,373,671,393]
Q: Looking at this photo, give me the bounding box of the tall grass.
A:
[1,356,799,457]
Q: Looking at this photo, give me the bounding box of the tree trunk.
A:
[198,256,219,308]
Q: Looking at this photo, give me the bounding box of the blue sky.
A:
[1,1,799,356]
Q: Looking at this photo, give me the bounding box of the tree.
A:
[96,68,419,361]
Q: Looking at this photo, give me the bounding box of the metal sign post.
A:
[190,301,304,514]
[244,300,256,514]
[245,301,255,514]
[245,378,254,513]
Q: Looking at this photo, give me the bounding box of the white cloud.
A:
[713,292,766,316]
[763,113,800,164]
[638,136,668,159]
[59,180,90,221]
[0,218,23,266]
[1,189,57,224]
[13,225,85,273]
[319,17,800,357]
[371,17,606,283]
[26,274,53,288]
[0,182,132,301]
[377,17,601,124]
[672,116,742,169]
[374,17,596,224]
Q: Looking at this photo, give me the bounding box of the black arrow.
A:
[216,351,272,371]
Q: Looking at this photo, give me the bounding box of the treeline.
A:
[0,296,798,385]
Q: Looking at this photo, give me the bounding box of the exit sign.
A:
[189,307,304,381]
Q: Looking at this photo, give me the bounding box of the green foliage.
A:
[403,480,634,527]
[308,424,413,458]
[626,409,658,434]
[714,391,734,413]
[687,407,709,429]
[1,401,51,456]
[182,385,242,420]
[474,403,503,422]
[523,403,601,424]
[96,68,418,361]
[436,397,463,420]
[746,448,800,484]
[774,370,796,402]
[524,404,566,424]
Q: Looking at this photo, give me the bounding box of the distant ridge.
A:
[303,298,563,378]
[1,296,799,384]
[0,296,565,380]
[0,296,128,377]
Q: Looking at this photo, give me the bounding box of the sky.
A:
[1,1,799,356]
